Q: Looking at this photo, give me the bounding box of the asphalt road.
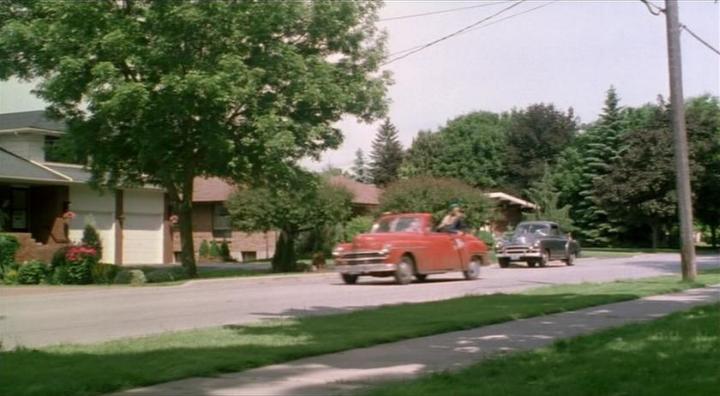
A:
[1,253,718,349]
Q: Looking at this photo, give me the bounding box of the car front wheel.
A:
[341,274,358,284]
[539,250,550,267]
[498,258,510,268]
[394,256,414,285]
[463,257,481,280]
[564,251,576,266]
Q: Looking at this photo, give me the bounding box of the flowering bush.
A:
[63,245,98,284]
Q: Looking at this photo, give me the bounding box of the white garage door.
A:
[122,189,164,265]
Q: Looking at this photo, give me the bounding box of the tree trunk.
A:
[178,175,198,278]
[650,223,659,250]
[272,229,297,272]
[711,224,718,249]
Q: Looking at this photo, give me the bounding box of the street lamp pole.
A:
[664,0,697,281]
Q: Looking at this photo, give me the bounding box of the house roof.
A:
[0,110,66,133]
[0,147,71,183]
[328,175,381,206]
[193,177,236,202]
[486,192,537,210]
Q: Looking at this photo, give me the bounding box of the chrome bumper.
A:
[336,263,396,274]
[496,252,542,260]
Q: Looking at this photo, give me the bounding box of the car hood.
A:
[505,233,540,246]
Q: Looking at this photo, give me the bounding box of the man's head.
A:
[449,203,462,215]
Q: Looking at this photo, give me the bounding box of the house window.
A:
[213,204,232,238]
[241,251,257,262]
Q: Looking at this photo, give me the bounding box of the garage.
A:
[122,189,165,265]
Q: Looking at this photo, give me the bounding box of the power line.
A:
[681,24,720,56]
[639,0,720,56]
[382,1,526,66]
[465,1,557,34]
[378,2,509,22]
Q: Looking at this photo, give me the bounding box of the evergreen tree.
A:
[525,168,575,232]
[350,149,371,183]
[369,119,404,186]
[574,87,625,245]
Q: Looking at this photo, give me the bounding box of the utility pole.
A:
[664,0,696,282]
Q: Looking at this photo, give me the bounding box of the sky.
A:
[1,1,718,171]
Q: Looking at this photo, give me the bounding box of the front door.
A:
[10,188,29,232]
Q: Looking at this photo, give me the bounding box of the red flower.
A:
[66,245,98,262]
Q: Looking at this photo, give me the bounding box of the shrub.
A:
[344,216,374,242]
[81,224,102,259]
[198,240,210,258]
[64,245,98,284]
[51,266,69,285]
[113,269,147,285]
[145,267,188,283]
[51,246,70,269]
[91,263,120,284]
[0,234,20,278]
[220,241,232,261]
[475,230,495,247]
[209,240,221,258]
[3,269,19,285]
[18,260,49,285]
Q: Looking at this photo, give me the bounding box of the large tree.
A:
[525,168,575,232]
[0,1,388,276]
[573,87,625,245]
[369,118,404,186]
[504,104,578,194]
[399,111,507,188]
[227,171,353,272]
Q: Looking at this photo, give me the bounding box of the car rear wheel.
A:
[564,251,576,266]
[394,256,414,285]
[539,250,550,267]
[498,258,510,268]
[463,257,481,280]
[341,274,358,284]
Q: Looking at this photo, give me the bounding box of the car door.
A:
[425,232,461,271]
[548,224,564,258]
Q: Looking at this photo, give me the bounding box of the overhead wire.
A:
[382,0,526,66]
[639,0,720,56]
[378,1,510,22]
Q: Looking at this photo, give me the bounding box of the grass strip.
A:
[2,270,718,396]
[361,303,720,396]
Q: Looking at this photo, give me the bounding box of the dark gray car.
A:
[495,221,580,268]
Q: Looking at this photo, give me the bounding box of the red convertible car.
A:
[333,213,490,285]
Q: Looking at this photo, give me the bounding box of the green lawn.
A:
[361,303,720,396]
[2,271,719,396]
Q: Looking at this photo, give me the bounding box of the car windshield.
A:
[371,217,423,233]
[514,223,550,236]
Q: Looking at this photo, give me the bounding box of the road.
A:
[1,253,718,349]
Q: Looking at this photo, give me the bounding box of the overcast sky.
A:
[1,1,718,171]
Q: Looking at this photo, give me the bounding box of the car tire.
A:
[463,257,481,280]
[498,258,510,268]
[564,251,576,266]
[527,260,536,268]
[394,256,414,285]
[539,250,550,267]
[415,273,428,282]
[341,274,358,284]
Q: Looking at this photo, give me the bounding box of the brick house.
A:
[0,111,171,265]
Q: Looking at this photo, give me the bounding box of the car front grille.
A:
[503,245,532,254]
[336,251,387,265]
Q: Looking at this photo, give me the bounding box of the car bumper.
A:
[496,252,542,260]
[336,263,396,274]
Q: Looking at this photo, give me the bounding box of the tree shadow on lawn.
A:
[0,291,694,396]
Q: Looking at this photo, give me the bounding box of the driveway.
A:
[1,253,718,349]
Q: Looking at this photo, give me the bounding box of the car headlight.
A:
[332,246,345,257]
[532,240,541,248]
[494,241,504,250]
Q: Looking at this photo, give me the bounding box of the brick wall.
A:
[171,203,277,262]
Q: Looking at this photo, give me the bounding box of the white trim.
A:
[28,160,74,181]
[41,161,86,169]
[0,127,65,136]
[486,192,537,210]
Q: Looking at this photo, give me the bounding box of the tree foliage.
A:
[227,172,353,272]
[350,148,371,184]
[525,168,575,232]
[504,104,578,194]
[369,119,404,186]
[379,177,492,229]
[399,112,507,188]
[0,0,388,276]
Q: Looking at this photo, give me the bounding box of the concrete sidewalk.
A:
[111,285,720,396]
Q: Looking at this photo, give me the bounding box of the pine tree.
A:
[369,119,404,186]
[525,168,575,232]
[574,86,624,245]
[351,149,371,183]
